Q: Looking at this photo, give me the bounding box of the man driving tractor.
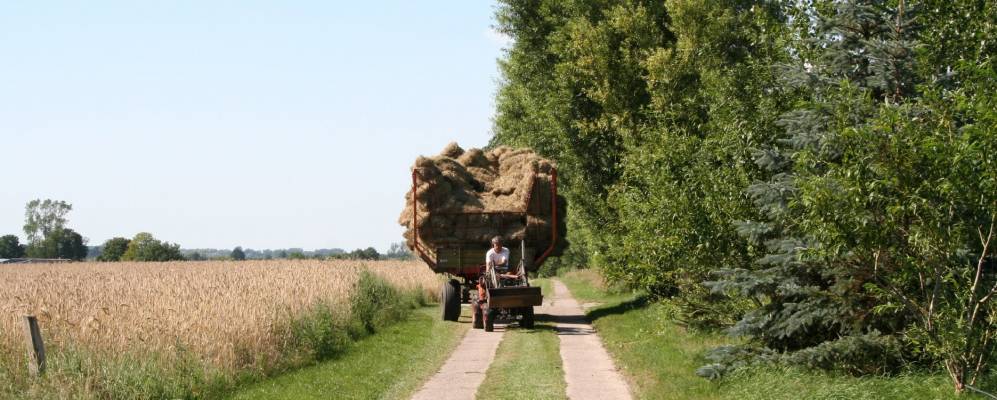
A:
[474,235,535,330]
[486,236,519,280]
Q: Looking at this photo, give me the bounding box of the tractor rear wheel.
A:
[472,302,484,329]
[441,279,461,321]
[484,308,496,332]
[521,307,535,329]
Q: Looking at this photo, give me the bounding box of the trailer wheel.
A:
[521,307,535,329]
[472,302,484,329]
[441,279,461,321]
[484,308,496,332]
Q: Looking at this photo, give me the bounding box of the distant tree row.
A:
[183,247,348,261]
[3,199,412,264]
[1,199,184,262]
[184,243,412,262]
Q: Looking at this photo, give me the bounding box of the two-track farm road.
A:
[410,280,632,400]
[410,315,507,400]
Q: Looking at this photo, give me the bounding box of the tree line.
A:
[184,243,411,261]
[491,0,995,392]
[0,199,187,262]
[1,199,411,263]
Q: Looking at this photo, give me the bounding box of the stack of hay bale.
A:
[399,142,566,264]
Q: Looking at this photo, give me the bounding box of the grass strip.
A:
[558,270,977,400]
[227,306,467,400]
[477,279,567,400]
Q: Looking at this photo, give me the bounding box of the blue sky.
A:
[0,1,509,252]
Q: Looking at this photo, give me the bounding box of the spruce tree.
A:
[705,0,921,373]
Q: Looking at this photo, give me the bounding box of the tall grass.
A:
[0,260,439,399]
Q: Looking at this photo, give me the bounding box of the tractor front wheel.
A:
[441,279,461,321]
[521,307,535,329]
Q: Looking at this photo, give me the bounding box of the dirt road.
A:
[410,311,506,400]
[411,279,631,400]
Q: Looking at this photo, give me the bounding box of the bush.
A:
[350,270,407,333]
[290,302,352,362]
[120,233,185,262]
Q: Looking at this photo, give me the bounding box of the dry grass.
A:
[0,260,439,371]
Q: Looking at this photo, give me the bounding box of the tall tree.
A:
[706,0,997,391]
[23,199,72,244]
[491,0,790,325]
[707,0,922,370]
[603,0,790,308]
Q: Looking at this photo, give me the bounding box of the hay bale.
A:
[439,142,465,158]
[399,143,567,264]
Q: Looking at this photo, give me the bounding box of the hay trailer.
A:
[409,168,558,331]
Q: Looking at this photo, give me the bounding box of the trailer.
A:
[408,167,559,331]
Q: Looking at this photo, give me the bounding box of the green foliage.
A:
[705,0,997,391]
[231,246,246,261]
[96,237,131,262]
[491,0,790,324]
[121,232,185,262]
[0,235,25,258]
[287,251,306,260]
[18,199,87,260]
[344,247,380,261]
[25,228,88,260]
[603,0,789,303]
[350,270,406,333]
[493,0,997,392]
[289,301,352,361]
[22,199,72,244]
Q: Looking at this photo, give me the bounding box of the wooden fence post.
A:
[22,315,45,376]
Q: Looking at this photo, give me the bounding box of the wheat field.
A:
[0,260,440,372]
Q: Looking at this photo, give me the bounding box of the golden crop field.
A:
[0,260,439,372]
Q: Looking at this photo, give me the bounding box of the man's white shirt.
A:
[486,246,510,269]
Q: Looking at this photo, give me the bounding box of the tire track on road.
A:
[548,279,632,400]
[411,309,506,400]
